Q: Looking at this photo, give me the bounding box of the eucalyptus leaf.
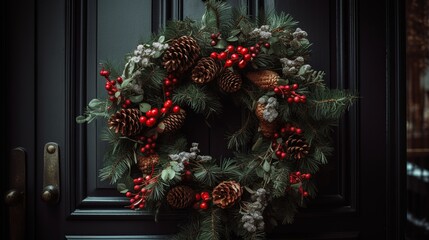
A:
[117,183,128,193]
[121,78,133,88]
[88,99,103,108]
[230,29,241,36]
[139,103,151,113]
[226,36,238,42]
[158,35,165,43]
[161,168,169,181]
[262,160,271,172]
[214,39,227,49]
[129,95,144,103]
[251,137,263,151]
[115,91,121,98]
[76,115,88,124]
[170,161,182,172]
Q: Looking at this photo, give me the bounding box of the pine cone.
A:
[217,69,242,93]
[246,70,279,90]
[212,181,242,209]
[192,57,222,84]
[166,185,195,209]
[108,108,142,136]
[157,109,186,134]
[255,103,278,138]
[285,135,310,160]
[137,154,159,174]
[162,36,201,75]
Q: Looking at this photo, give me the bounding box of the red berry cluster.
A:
[210,32,221,46]
[210,45,253,69]
[289,171,311,197]
[125,175,155,209]
[272,124,303,160]
[163,74,179,98]
[273,84,306,104]
[193,191,211,210]
[138,101,181,129]
[100,69,125,104]
[138,134,157,155]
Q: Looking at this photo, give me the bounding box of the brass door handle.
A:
[42,143,60,204]
[4,189,24,206]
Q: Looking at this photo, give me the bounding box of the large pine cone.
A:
[285,135,310,160]
[108,108,142,136]
[192,57,222,84]
[255,103,278,138]
[212,181,243,209]
[162,36,201,75]
[217,69,242,93]
[166,185,195,209]
[137,154,159,174]
[246,70,279,90]
[157,109,186,134]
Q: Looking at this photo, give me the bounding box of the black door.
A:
[4,0,405,239]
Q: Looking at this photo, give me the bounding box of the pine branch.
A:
[198,209,224,240]
[99,156,132,184]
[172,83,222,118]
[202,0,232,32]
[226,112,256,151]
[192,162,222,187]
[309,89,357,121]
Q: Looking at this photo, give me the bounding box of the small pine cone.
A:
[162,36,201,75]
[166,185,195,209]
[217,69,242,93]
[108,108,142,137]
[157,109,186,134]
[259,120,279,138]
[255,103,265,121]
[285,135,310,160]
[191,57,222,84]
[212,181,243,209]
[246,70,279,90]
[137,154,159,174]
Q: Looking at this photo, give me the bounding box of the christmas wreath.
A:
[77,1,355,238]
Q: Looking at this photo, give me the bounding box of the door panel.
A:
[8,0,403,239]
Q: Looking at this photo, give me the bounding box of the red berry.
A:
[164,79,171,86]
[151,134,157,140]
[161,107,168,114]
[145,144,151,150]
[100,70,110,77]
[250,46,256,52]
[244,54,252,61]
[165,91,171,97]
[139,203,145,209]
[117,76,123,84]
[274,87,281,94]
[195,193,201,201]
[295,128,302,134]
[139,116,147,124]
[284,85,291,91]
[141,188,147,193]
[172,78,178,84]
[281,152,287,159]
[300,95,307,103]
[185,170,192,176]
[126,192,132,198]
[151,108,159,117]
[140,147,146,153]
[109,96,116,102]
[125,99,131,105]
[276,150,282,157]
[211,40,217,46]
[290,127,295,132]
[230,53,239,61]
[264,42,271,48]
[281,127,286,133]
[227,45,234,52]
[238,59,246,68]
[137,177,143,183]
[110,80,116,85]
[147,138,153,143]
[224,59,233,68]
[122,104,128,108]
[210,52,218,59]
[292,83,299,90]
[287,98,293,103]
[134,185,140,191]
[133,178,139,184]
[294,96,300,103]
[303,191,309,197]
[237,46,243,52]
[296,171,301,176]
[108,91,114,95]
[305,173,311,179]
[201,192,210,201]
[218,52,227,60]
[164,100,173,108]
[240,47,248,55]
[251,53,257,58]
[172,106,180,113]
[200,202,208,210]
[111,87,118,93]
[255,43,260,48]
[145,175,151,181]
[211,33,217,40]
[146,117,156,127]
[105,84,112,90]
[130,198,135,203]
[151,143,156,149]
[139,136,146,141]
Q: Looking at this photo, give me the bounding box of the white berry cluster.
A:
[293,28,308,40]
[290,28,309,49]
[168,143,212,171]
[131,36,169,67]
[241,188,268,232]
[280,56,305,77]
[250,25,272,39]
[258,96,278,123]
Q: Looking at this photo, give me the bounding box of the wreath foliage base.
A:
[77,1,355,239]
